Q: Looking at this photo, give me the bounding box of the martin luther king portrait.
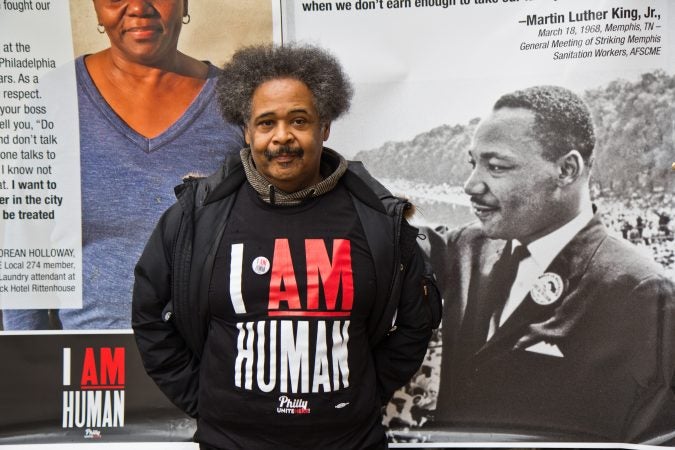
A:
[422,85,675,442]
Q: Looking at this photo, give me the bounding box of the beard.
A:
[264,145,304,161]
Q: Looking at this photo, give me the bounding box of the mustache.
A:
[264,145,304,161]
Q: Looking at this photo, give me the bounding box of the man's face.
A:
[245,78,329,193]
[465,107,564,244]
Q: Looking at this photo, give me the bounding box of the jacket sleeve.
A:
[131,205,200,418]
[372,242,433,404]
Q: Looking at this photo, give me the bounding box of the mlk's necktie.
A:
[456,242,531,360]
[487,243,530,339]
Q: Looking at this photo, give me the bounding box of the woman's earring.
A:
[97,24,105,34]
[182,14,191,24]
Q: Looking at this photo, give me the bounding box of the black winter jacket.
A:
[132,150,435,418]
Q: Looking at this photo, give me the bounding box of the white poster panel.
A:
[278,0,672,158]
[0,0,82,309]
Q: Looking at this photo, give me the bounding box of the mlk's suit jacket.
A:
[422,215,675,442]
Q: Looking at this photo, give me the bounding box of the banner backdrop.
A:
[0,0,674,447]
[0,0,270,447]
[274,0,675,446]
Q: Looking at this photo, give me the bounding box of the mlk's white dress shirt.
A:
[487,207,594,339]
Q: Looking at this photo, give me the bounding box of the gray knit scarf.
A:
[240,147,348,206]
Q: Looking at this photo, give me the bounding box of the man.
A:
[424,86,675,442]
[132,44,434,449]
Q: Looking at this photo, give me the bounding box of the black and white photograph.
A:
[278,0,674,445]
[0,0,673,447]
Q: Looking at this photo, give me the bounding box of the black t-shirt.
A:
[197,181,384,449]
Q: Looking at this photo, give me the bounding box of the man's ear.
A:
[557,150,584,186]
[322,122,331,141]
[244,125,251,146]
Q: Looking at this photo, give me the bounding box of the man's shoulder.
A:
[422,221,501,250]
[452,221,493,243]
[174,153,245,208]
[342,159,402,216]
[591,232,673,286]
[418,221,505,277]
